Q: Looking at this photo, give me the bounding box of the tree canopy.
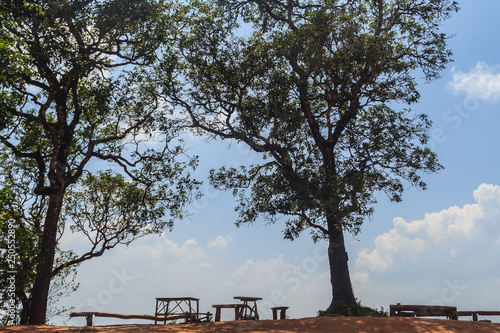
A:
[157,0,458,310]
[0,0,199,324]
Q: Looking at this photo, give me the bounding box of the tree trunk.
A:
[327,216,356,308]
[19,297,30,325]
[28,188,65,325]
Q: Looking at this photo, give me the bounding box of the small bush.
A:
[318,300,388,317]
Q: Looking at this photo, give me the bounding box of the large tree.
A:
[0,0,198,324]
[159,0,458,310]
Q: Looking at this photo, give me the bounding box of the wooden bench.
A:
[458,311,500,321]
[212,304,247,322]
[271,306,289,320]
[389,304,458,320]
[70,311,191,326]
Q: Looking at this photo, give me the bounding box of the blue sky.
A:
[57,1,500,325]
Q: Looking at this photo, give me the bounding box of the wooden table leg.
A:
[235,307,240,321]
[254,302,259,319]
[215,307,221,322]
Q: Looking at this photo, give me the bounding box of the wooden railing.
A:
[70,311,194,326]
[391,304,500,322]
[457,311,500,321]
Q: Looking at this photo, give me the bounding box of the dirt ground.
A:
[2,317,500,333]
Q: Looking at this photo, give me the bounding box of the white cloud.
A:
[117,235,208,262]
[352,271,370,284]
[229,255,293,290]
[206,234,234,250]
[449,62,500,101]
[356,184,500,274]
[353,184,500,311]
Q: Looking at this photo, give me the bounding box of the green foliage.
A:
[318,300,388,318]
[161,0,457,238]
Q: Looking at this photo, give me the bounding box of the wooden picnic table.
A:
[212,296,263,322]
[234,296,262,320]
[155,297,203,324]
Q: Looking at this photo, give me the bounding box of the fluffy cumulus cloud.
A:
[354,184,500,310]
[206,234,234,250]
[449,62,500,101]
[357,184,500,273]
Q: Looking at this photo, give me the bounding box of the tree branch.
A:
[0,135,49,195]
[301,211,328,235]
[375,0,384,36]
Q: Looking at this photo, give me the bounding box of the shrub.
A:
[318,300,388,317]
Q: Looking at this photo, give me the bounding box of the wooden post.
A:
[85,314,93,327]
[214,307,221,322]
[389,303,400,317]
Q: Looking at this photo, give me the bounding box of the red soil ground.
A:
[2,317,500,333]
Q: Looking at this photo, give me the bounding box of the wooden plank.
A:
[459,311,500,316]
[233,296,263,301]
[72,312,156,321]
[212,304,245,309]
[70,312,189,322]
[156,297,199,301]
[457,311,475,316]
[476,311,500,316]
